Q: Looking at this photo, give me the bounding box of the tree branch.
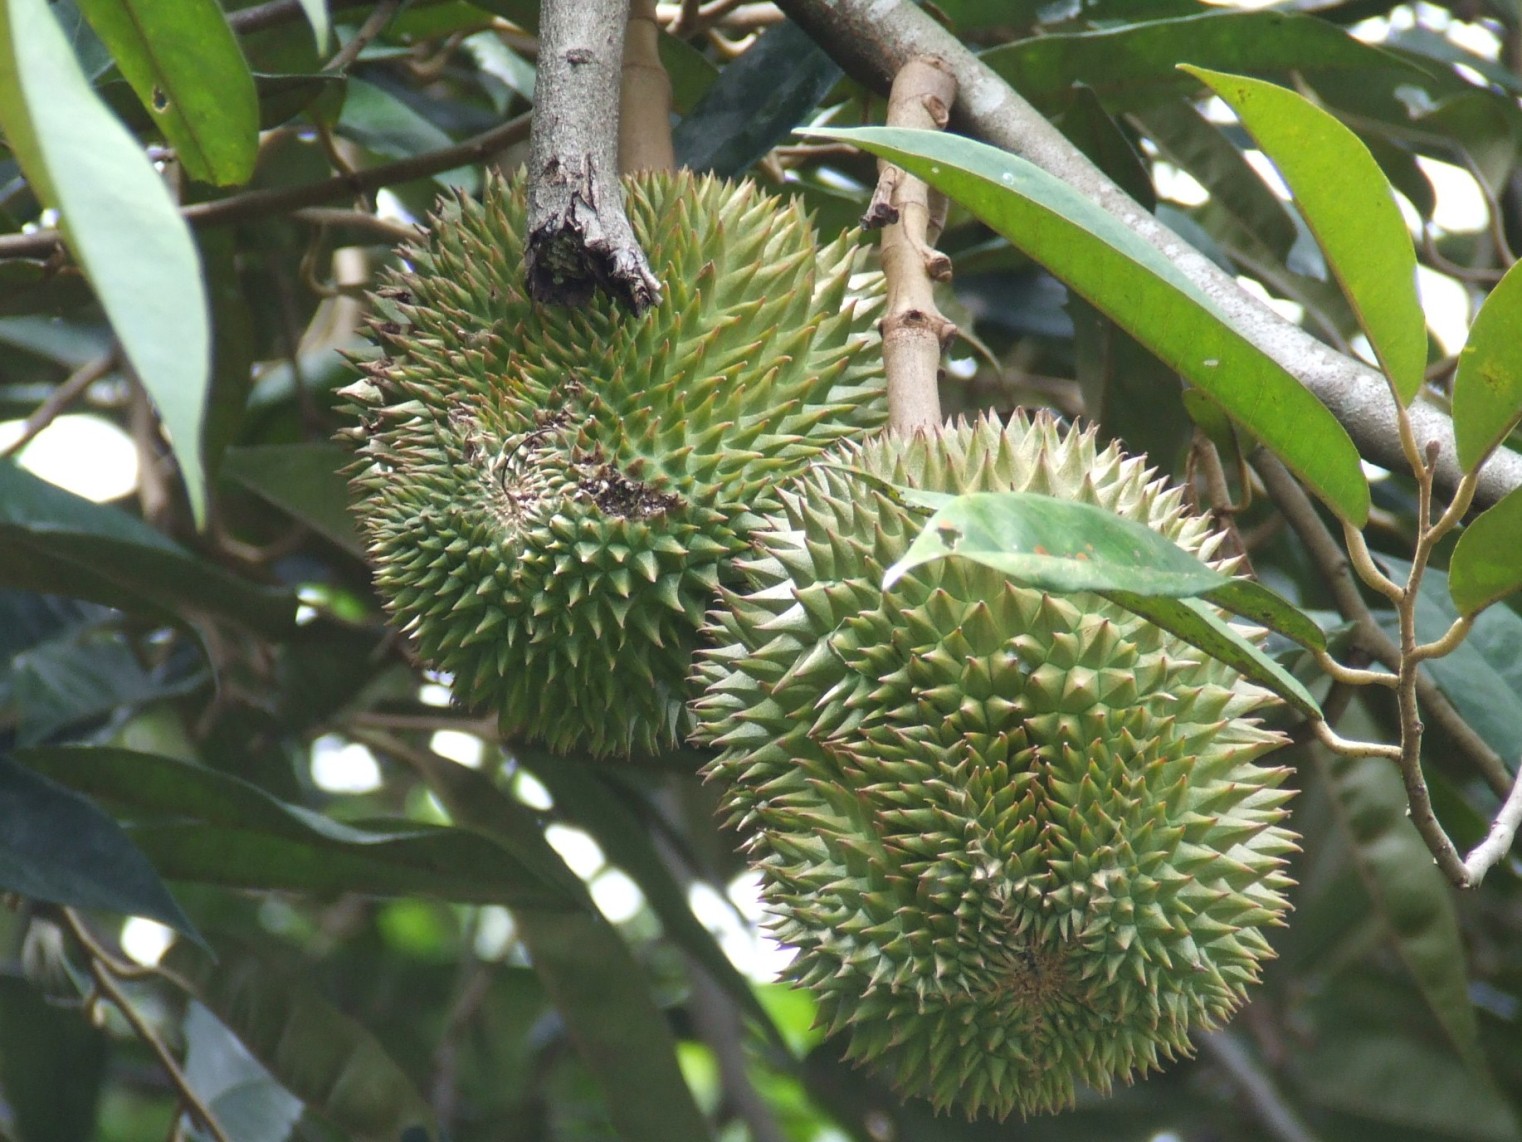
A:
[0,112,532,260]
[525,0,661,312]
[867,56,957,435]
[772,0,1522,510]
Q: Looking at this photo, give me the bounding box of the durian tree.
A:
[2,2,1522,1141]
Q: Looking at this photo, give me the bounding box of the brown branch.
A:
[0,112,532,261]
[322,0,401,73]
[1,350,116,458]
[867,56,957,435]
[772,0,1522,511]
[525,0,661,312]
[621,0,676,172]
[1255,451,1513,799]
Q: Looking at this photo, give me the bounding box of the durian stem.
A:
[525,0,663,312]
[620,0,676,172]
[867,56,957,434]
[770,0,1522,513]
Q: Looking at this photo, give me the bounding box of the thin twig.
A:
[1,350,116,458]
[63,910,231,1142]
[1464,766,1522,886]
[0,113,533,260]
[1312,719,1402,761]
[322,0,401,73]
[1255,451,1513,798]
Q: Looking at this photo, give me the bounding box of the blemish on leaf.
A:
[152,86,169,113]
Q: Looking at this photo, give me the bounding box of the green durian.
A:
[693,412,1297,1119]
[340,171,884,758]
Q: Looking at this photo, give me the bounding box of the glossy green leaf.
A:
[75,0,257,186]
[182,1001,304,1142]
[17,745,579,908]
[1183,67,1426,406]
[162,939,439,1142]
[814,126,1370,525]
[888,489,1326,651]
[0,752,199,940]
[407,748,711,1142]
[0,461,294,635]
[296,0,328,53]
[673,19,840,178]
[1318,748,1485,1074]
[1453,258,1522,472]
[223,443,365,558]
[338,78,477,192]
[0,0,211,525]
[1450,485,1522,616]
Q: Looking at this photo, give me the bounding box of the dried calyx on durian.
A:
[694,412,1297,1119]
[340,171,884,758]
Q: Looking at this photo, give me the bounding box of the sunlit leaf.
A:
[1453,258,1522,472]
[1182,67,1425,406]
[811,126,1370,525]
[0,0,211,524]
[1449,485,1522,616]
[76,0,258,186]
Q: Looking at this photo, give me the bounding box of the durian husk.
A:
[693,412,1297,1119]
[339,171,885,758]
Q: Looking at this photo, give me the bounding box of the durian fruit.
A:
[340,171,884,758]
[693,412,1296,1119]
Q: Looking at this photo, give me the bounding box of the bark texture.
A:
[774,0,1522,510]
[526,0,661,312]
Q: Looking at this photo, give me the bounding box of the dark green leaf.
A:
[222,443,365,558]
[17,745,580,908]
[1318,748,1486,1074]
[673,19,840,177]
[337,78,477,192]
[814,126,1370,524]
[1184,67,1426,405]
[182,1001,304,1142]
[0,461,295,635]
[0,752,200,940]
[1453,258,1522,472]
[404,748,711,1142]
[75,0,258,186]
[0,974,109,1142]
[162,939,439,1142]
[1450,485,1522,616]
[522,753,787,1055]
[0,0,212,525]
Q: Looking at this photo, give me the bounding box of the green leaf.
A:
[812,126,1370,525]
[75,0,257,186]
[521,753,788,1055]
[337,78,478,192]
[0,0,211,525]
[296,0,328,53]
[222,443,365,558]
[1318,748,1486,1075]
[1182,67,1425,406]
[887,489,1326,652]
[405,748,711,1142]
[0,752,200,941]
[161,939,439,1142]
[1453,257,1522,472]
[0,975,109,1142]
[0,461,294,635]
[1449,485,1522,616]
[17,745,579,908]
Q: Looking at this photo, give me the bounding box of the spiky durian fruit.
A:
[340,171,884,758]
[693,412,1296,1119]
